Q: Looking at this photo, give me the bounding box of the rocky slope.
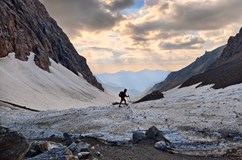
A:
[0,0,103,91]
[147,45,225,93]
[181,27,242,89]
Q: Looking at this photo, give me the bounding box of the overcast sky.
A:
[40,0,242,73]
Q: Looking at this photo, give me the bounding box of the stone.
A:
[0,126,30,160]
[25,141,63,158]
[77,152,90,159]
[154,141,167,151]
[146,126,160,140]
[132,131,146,144]
[63,132,73,146]
[68,142,77,152]
[28,147,77,160]
[95,151,101,156]
[134,91,164,103]
[75,142,90,152]
[25,141,49,158]
[156,131,171,145]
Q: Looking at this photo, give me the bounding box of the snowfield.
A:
[0,53,116,110]
[1,81,242,156]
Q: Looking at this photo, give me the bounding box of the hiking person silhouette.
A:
[119,89,129,107]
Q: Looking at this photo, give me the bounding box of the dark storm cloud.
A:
[107,0,136,11]
[160,37,205,50]
[40,0,124,36]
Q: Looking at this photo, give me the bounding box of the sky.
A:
[40,0,242,74]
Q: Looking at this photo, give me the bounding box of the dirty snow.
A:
[0,53,116,110]
[1,82,242,156]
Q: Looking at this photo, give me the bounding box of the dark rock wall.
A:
[180,27,242,89]
[0,0,103,91]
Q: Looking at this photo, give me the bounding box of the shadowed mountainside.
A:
[148,45,225,93]
[181,27,242,89]
[0,0,103,91]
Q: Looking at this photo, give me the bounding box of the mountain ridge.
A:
[181,27,242,89]
[147,45,225,93]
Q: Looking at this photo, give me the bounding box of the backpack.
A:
[119,91,123,97]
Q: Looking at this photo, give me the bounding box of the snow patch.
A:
[0,52,117,110]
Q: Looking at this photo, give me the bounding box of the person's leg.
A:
[124,99,127,105]
[119,98,124,107]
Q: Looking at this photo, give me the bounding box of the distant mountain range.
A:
[95,70,170,98]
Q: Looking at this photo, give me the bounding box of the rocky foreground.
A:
[1,84,242,159]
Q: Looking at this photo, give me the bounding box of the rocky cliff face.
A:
[216,28,242,66]
[181,27,242,89]
[0,0,103,91]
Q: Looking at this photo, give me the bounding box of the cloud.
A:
[160,36,206,50]
[125,0,242,36]
[105,0,136,11]
[40,0,242,73]
[40,0,124,36]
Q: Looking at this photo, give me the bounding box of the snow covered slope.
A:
[0,53,116,110]
[96,70,170,97]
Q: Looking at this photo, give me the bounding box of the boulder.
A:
[27,147,78,160]
[25,141,63,158]
[154,141,167,151]
[134,91,164,103]
[146,126,160,140]
[146,126,171,145]
[77,152,90,159]
[132,131,146,144]
[0,126,30,160]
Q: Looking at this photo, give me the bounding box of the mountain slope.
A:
[181,27,242,89]
[0,53,114,110]
[148,45,225,93]
[0,0,103,90]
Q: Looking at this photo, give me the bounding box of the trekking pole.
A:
[128,96,132,103]
[128,96,132,107]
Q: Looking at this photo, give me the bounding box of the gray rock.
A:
[76,142,90,152]
[146,126,159,140]
[132,131,146,143]
[28,147,77,160]
[0,126,9,134]
[78,152,90,159]
[154,141,167,151]
[68,142,77,152]
[63,132,73,146]
[95,151,101,156]
[156,131,171,145]
[26,141,63,158]
[25,141,48,158]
